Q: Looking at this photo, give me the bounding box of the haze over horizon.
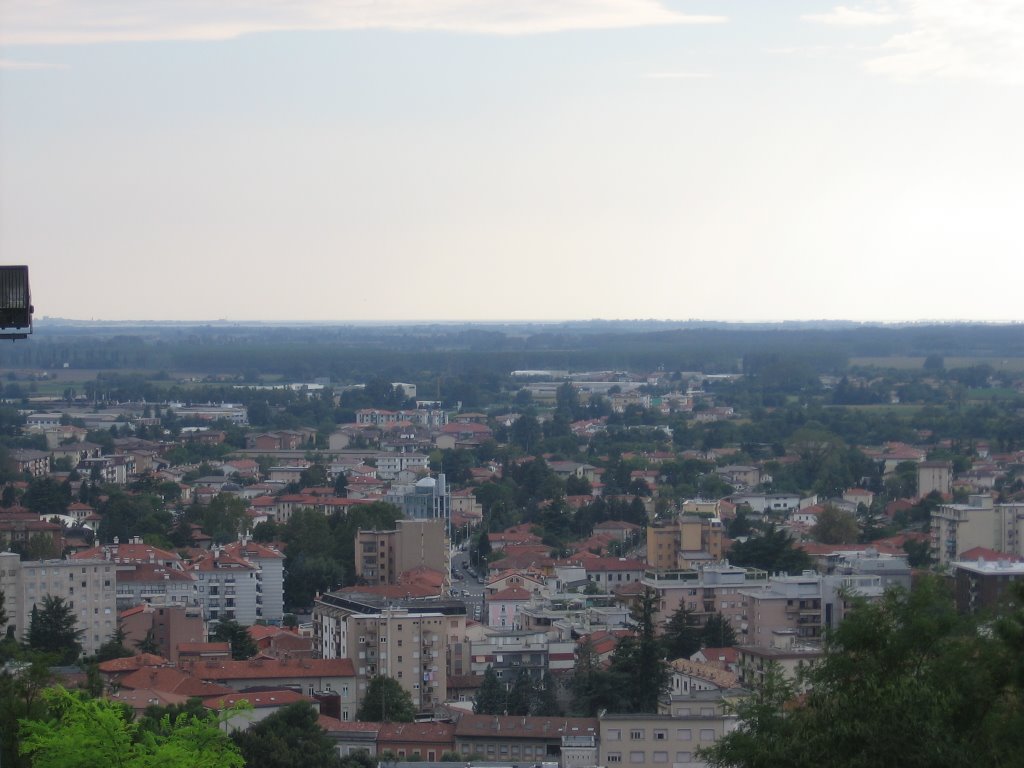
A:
[2,1,1022,324]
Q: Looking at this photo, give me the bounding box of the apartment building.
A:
[598,711,737,768]
[646,516,724,571]
[313,589,468,712]
[642,564,769,631]
[375,452,429,480]
[953,558,1024,614]
[355,518,449,586]
[737,572,885,648]
[189,548,263,626]
[0,552,117,657]
[469,629,576,680]
[931,495,998,567]
[917,460,953,499]
[223,539,285,624]
[454,714,598,765]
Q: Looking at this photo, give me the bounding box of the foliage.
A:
[662,603,702,660]
[474,667,506,715]
[232,701,340,768]
[0,654,53,768]
[210,619,258,660]
[701,612,738,648]
[355,676,416,722]
[27,595,84,664]
[811,505,859,545]
[94,627,134,662]
[727,526,812,575]
[700,577,1024,768]
[506,669,534,716]
[19,686,244,768]
[572,589,669,715]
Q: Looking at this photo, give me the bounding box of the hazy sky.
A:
[2,1,1022,323]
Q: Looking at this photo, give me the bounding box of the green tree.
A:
[232,701,339,768]
[211,619,258,660]
[533,671,562,716]
[701,613,737,649]
[700,577,1024,768]
[19,686,244,768]
[355,676,416,722]
[94,627,134,662]
[22,477,72,518]
[135,628,161,655]
[507,669,534,716]
[334,472,349,497]
[474,667,506,715]
[811,505,859,545]
[662,603,703,660]
[728,526,812,574]
[609,589,670,713]
[27,595,84,664]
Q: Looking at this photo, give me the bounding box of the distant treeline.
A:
[8,321,1024,381]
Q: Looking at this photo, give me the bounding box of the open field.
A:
[850,356,1024,372]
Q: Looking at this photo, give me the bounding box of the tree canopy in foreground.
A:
[700,577,1024,768]
[19,686,244,768]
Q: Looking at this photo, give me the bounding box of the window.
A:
[654,730,667,741]
[677,729,692,741]
[675,752,692,762]
[653,751,668,763]
[699,729,716,741]
[630,729,644,740]
[607,754,621,763]
[629,751,644,763]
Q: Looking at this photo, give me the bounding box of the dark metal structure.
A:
[0,266,33,340]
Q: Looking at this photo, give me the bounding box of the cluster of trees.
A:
[252,502,402,609]
[570,590,669,716]
[701,578,1024,768]
[474,668,561,717]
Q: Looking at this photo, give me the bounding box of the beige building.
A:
[598,711,737,768]
[355,518,449,586]
[0,552,117,657]
[918,460,952,499]
[119,602,206,662]
[642,565,769,632]
[313,589,468,713]
[931,495,998,567]
[646,516,724,571]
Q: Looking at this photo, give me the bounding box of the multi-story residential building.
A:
[189,547,262,626]
[375,453,429,480]
[355,519,449,587]
[646,516,724,571]
[313,589,468,712]
[736,641,823,690]
[953,557,1024,614]
[7,448,50,478]
[119,602,206,662]
[469,629,576,681]
[0,552,117,657]
[73,538,197,610]
[642,565,770,631]
[598,710,737,768]
[223,539,285,624]
[454,714,598,765]
[931,495,998,567]
[918,460,953,499]
[737,572,885,648]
